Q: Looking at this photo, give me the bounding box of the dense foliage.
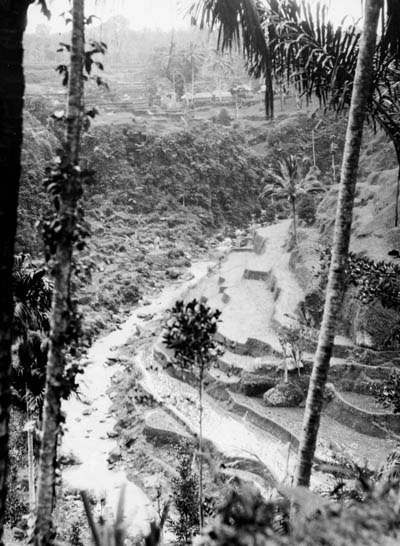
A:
[168,443,200,545]
[373,370,400,414]
[83,125,267,227]
[196,480,400,546]
[317,247,400,311]
[163,299,221,369]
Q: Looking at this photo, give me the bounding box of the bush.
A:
[196,481,400,546]
[168,443,200,545]
[5,412,29,527]
[372,370,400,413]
[297,194,317,226]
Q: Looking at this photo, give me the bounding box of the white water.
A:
[61,260,214,535]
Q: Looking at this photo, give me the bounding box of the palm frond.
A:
[189,0,274,117]
[12,254,52,338]
[381,0,400,58]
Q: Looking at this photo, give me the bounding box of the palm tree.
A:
[192,0,400,487]
[34,1,86,543]
[12,254,51,340]
[11,254,51,419]
[207,49,235,98]
[185,41,206,96]
[11,254,52,513]
[190,0,275,119]
[260,154,325,245]
[0,1,49,542]
[270,0,400,226]
[191,2,400,224]
[295,0,399,487]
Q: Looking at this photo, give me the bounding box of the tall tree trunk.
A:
[394,146,400,227]
[0,2,32,542]
[26,387,36,512]
[295,0,382,488]
[264,71,274,120]
[291,198,297,245]
[34,1,85,543]
[198,360,204,530]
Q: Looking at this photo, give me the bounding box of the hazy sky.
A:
[27,0,364,33]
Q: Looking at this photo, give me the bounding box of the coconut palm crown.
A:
[261,154,325,243]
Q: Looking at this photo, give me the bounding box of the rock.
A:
[324,382,336,402]
[78,295,92,306]
[263,381,303,407]
[240,373,277,396]
[137,312,154,320]
[222,293,230,304]
[106,430,119,439]
[355,329,375,349]
[246,337,276,357]
[107,446,122,464]
[166,267,180,279]
[82,409,92,416]
[59,451,82,466]
[106,358,117,367]
[341,287,400,350]
[13,527,25,540]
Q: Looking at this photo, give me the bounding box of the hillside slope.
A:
[291,127,400,349]
[18,106,269,338]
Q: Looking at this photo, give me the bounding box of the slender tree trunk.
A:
[198,362,204,529]
[264,67,274,120]
[0,2,32,542]
[291,198,297,245]
[394,147,400,227]
[26,387,36,512]
[35,1,85,543]
[332,151,336,183]
[312,130,316,167]
[295,0,382,488]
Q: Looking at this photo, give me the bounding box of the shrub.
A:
[278,324,306,382]
[372,370,400,413]
[5,410,29,527]
[169,443,200,545]
[196,481,400,546]
[297,194,317,225]
[4,449,29,528]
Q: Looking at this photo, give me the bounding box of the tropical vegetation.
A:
[1,0,400,545]
[164,299,222,528]
[261,154,325,244]
[190,0,400,487]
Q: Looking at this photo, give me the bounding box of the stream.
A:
[61,259,214,536]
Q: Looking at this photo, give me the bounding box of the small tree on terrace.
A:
[163,299,221,529]
[260,154,325,245]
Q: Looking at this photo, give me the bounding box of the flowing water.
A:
[61,260,214,535]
